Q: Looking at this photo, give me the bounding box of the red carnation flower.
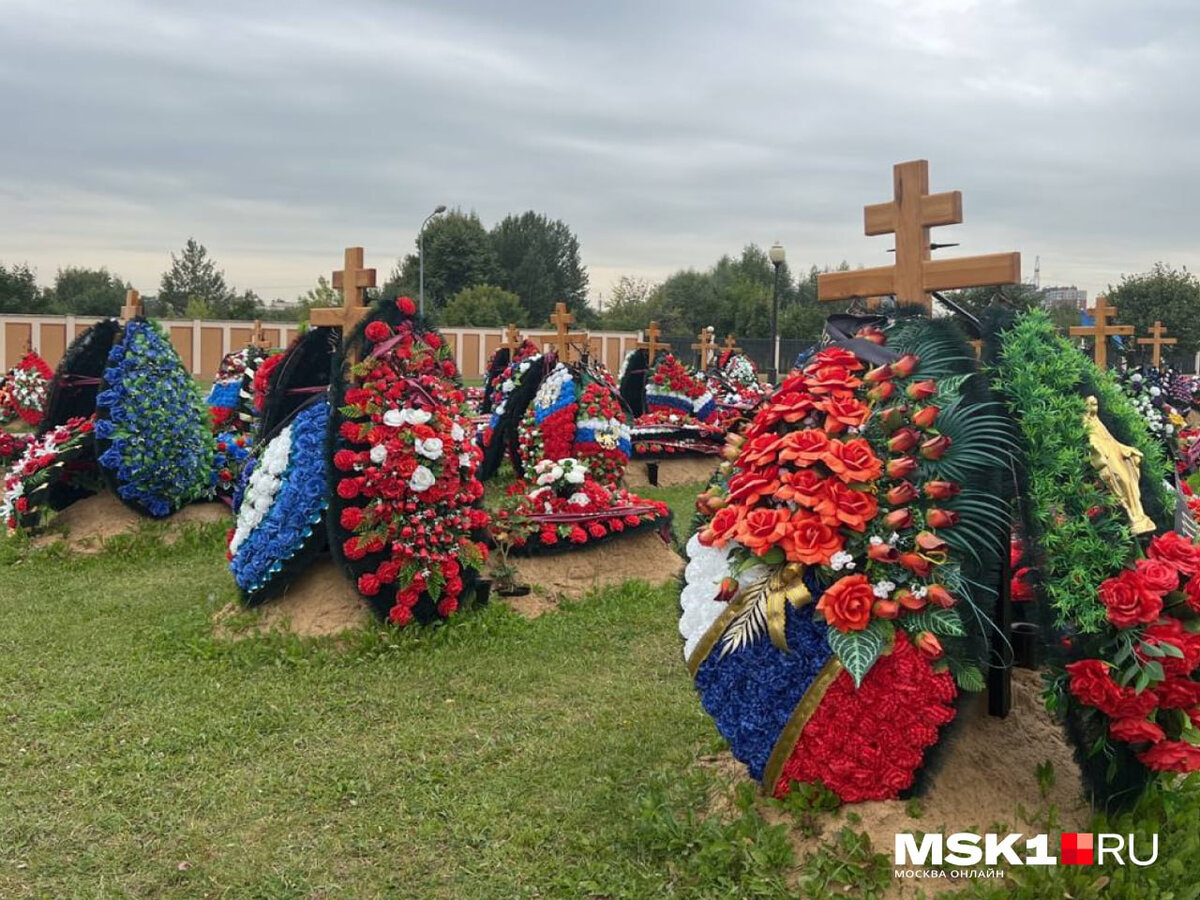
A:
[397,296,417,316]
[365,321,392,343]
[333,449,358,472]
[357,573,381,596]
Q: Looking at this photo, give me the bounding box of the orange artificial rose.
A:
[825,438,883,484]
[819,393,871,434]
[777,429,831,466]
[825,481,879,532]
[737,507,791,557]
[816,574,875,632]
[700,505,744,548]
[782,510,842,566]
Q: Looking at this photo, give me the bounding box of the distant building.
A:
[1043,285,1088,310]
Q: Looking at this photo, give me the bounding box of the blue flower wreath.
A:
[212,430,254,496]
[229,396,329,602]
[94,319,215,517]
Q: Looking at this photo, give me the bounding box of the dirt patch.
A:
[703,669,1087,897]
[624,456,718,488]
[504,528,683,614]
[32,491,230,552]
[214,557,373,639]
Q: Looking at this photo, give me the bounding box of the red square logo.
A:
[1061,833,1094,865]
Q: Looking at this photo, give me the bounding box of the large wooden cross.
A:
[250,318,272,350]
[544,302,587,362]
[502,323,523,355]
[120,289,143,322]
[310,246,377,363]
[817,159,1021,314]
[1138,320,1177,368]
[722,334,742,353]
[637,321,671,361]
[1069,295,1133,369]
[691,327,716,368]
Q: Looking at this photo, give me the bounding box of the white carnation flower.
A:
[459,452,472,468]
[568,492,590,507]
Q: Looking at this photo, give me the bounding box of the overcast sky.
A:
[2,0,1198,306]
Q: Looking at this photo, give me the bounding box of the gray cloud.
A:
[1,0,1198,302]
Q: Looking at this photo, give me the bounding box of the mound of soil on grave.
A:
[32,491,229,552]
[703,669,1088,897]
[623,456,718,489]
[504,528,683,615]
[214,557,372,638]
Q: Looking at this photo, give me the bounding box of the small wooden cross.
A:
[817,159,1021,314]
[1137,320,1177,368]
[502,323,523,355]
[722,334,742,353]
[310,246,377,363]
[691,328,716,368]
[637,321,671,361]
[250,318,272,350]
[1069,295,1134,369]
[120,289,143,321]
[544,302,587,362]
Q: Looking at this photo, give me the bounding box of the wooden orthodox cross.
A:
[691,327,716,369]
[119,289,143,322]
[544,302,587,362]
[310,247,377,363]
[1069,296,1133,369]
[502,323,523,355]
[250,319,272,350]
[1138,320,1177,368]
[817,159,1021,314]
[722,334,743,354]
[637,321,671,361]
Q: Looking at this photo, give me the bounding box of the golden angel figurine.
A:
[1083,395,1157,535]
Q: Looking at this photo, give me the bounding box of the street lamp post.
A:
[768,241,786,383]
[418,204,448,316]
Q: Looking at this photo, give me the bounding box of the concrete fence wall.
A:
[0,315,647,382]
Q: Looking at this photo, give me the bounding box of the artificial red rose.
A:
[913,631,943,660]
[737,507,791,557]
[388,604,413,626]
[923,481,960,500]
[771,391,816,423]
[342,537,368,561]
[920,434,952,460]
[357,573,381,596]
[1066,659,1120,710]
[868,541,900,564]
[376,561,400,584]
[1109,717,1165,744]
[806,365,862,395]
[826,438,883,484]
[738,433,784,468]
[340,507,364,531]
[887,481,919,506]
[782,511,842,566]
[1134,558,1181,594]
[889,353,920,378]
[701,506,743,547]
[727,468,782,505]
[541,527,558,545]
[364,321,392,343]
[864,364,893,384]
[898,552,932,577]
[925,584,954,608]
[926,508,959,529]
[333,449,358,471]
[819,394,870,433]
[813,346,864,371]
[906,380,937,401]
[1137,740,1200,773]
[778,467,828,507]
[1155,678,1200,709]
[915,531,949,559]
[776,430,830,466]
[816,574,875,632]
[826,482,878,532]
[887,456,919,479]
[867,381,896,403]
[885,508,914,530]
[873,599,900,619]
[397,296,417,316]
[911,405,939,430]
[437,596,458,617]
[1099,570,1162,628]
[895,587,924,610]
[878,405,908,434]
[888,428,920,453]
[588,523,606,539]
[1148,532,1200,576]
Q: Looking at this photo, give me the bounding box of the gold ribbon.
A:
[685,563,811,678]
[760,656,845,795]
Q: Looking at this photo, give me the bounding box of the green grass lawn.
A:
[2,483,1200,898]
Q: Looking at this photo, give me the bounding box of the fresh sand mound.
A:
[214,557,372,638]
[624,456,718,488]
[33,491,229,552]
[703,669,1087,897]
[504,528,683,615]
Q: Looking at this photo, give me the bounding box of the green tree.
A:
[943,283,1045,318]
[383,210,499,312]
[183,296,214,319]
[490,211,588,325]
[48,267,130,316]
[439,284,525,327]
[597,276,656,331]
[1109,263,1200,356]
[225,289,264,320]
[159,239,233,316]
[0,262,47,314]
